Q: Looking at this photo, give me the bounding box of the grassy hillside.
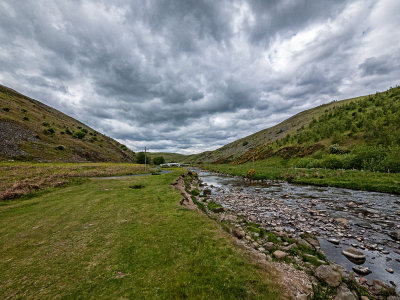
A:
[191,86,400,172]
[0,85,135,162]
[188,95,363,164]
[0,169,284,299]
[148,152,188,163]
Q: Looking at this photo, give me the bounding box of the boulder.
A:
[334,285,357,300]
[273,250,288,259]
[233,228,245,239]
[342,247,366,264]
[315,265,341,287]
[263,242,276,251]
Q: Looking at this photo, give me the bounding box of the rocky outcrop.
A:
[315,265,341,287]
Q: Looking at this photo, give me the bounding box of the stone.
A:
[342,247,366,264]
[263,242,276,251]
[232,228,245,239]
[386,268,394,273]
[273,250,288,259]
[361,296,369,300]
[305,237,320,250]
[359,277,367,284]
[315,265,341,287]
[334,284,357,300]
[336,217,350,227]
[296,294,308,300]
[389,230,400,241]
[328,238,340,245]
[353,266,371,275]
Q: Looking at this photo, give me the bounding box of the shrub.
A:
[23,116,29,121]
[247,169,256,179]
[42,122,50,127]
[56,145,65,150]
[73,130,86,139]
[2,107,10,112]
[242,141,248,146]
[43,128,55,135]
[65,128,73,135]
[121,145,128,151]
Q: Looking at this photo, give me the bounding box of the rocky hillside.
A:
[0,85,135,162]
[188,86,400,166]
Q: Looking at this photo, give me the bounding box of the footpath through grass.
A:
[0,169,284,299]
[201,160,400,194]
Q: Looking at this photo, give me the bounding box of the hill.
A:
[0,85,135,162]
[190,86,400,172]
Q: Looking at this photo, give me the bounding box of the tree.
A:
[153,156,165,165]
[136,152,151,164]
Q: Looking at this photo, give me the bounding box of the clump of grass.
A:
[207,201,223,213]
[2,107,10,112]
[23,116,29,121]
[130,184,144,189]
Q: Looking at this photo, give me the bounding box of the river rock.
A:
[233,228,245,239]
[328,238,340,245]
[305,237,320,250]
[353,266,371,275]
[386,268,394,274]
[342,247,366,264]
[389,230,400,241]
[334,284,357,300]
[336,217,350,227]
[315,265,341,287]
[273,250,288,259]
[263,242,276,251]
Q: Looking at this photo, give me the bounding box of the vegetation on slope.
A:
[190,86,400,169]
[0,85,135,162]
[0,170,284,299]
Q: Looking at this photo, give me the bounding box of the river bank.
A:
[187,168,400,299]
[200,161,400,195]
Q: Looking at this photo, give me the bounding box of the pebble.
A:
[386,268,394,274]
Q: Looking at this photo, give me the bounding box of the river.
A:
[192,168,400,292]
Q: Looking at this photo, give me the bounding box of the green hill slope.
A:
[0,85,135,162]
[191,86,400,172]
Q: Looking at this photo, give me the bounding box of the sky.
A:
[1,0,400,154]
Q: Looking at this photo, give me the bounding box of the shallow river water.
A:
[193,168,400,292]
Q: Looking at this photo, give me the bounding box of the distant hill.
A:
[0,85,135,162]
[188,86,400,169]
[147,152,188,163]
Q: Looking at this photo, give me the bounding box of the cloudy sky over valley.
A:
[1,0,399,154]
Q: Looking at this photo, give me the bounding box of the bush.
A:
[56,145,65,150]
[43,128,55,135]
[121,145,128,151]
[153,156,165,165]
[73,130,86,139]
[65,128,73,135]
[242,141,248,146]
[23,116,29,121]
[42,122,50,127]
[2,107,10,112]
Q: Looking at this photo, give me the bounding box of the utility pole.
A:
[144,146,147,172]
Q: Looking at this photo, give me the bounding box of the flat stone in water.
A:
[328,238,340,245]
[342,247,366,264]
[353,266,371,275]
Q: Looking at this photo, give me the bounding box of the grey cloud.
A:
[0,0,399,153]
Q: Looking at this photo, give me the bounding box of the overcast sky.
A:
[1,0,399,154]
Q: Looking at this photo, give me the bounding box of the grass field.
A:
[0,168,284,299]
[0,162,150,200]
[201,160,400,194]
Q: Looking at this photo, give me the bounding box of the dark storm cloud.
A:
[0,0,400,153]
